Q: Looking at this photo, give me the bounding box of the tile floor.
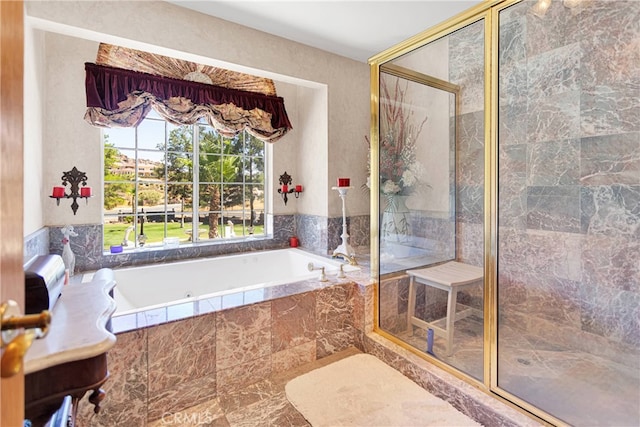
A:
[147,347,363,427]
[146,319,638,427]
[398,317,640,427]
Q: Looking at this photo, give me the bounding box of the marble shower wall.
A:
[42,213,369,272]
[498,0,640,365]
[444,19,487,313]
[77,281,371,425]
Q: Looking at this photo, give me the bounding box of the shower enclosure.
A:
[374,17,486,382]
[371,0,639,425]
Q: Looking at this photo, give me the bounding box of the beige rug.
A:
[285,354,482,427]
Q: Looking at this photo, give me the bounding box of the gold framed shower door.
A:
[368,1,570,425]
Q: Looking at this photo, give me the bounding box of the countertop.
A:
[24,268,117,374]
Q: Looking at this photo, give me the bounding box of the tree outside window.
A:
[102,111,266,250]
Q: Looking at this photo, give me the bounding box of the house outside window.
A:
[103,110,266,251]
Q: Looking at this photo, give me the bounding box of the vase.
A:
[381,194,411,245]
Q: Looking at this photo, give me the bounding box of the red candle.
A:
[338,178,350,187]
[295,185,303,192]
[80,186,92,197]
[282,184,288,193]
[52,186,65,198]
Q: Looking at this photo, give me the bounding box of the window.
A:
[103,110,266,251]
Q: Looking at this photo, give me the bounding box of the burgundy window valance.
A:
[84,62,292,142]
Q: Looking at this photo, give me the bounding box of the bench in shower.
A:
[406,261,483,356]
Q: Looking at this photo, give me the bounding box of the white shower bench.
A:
[406,261,483,356]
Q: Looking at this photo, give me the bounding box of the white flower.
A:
[401,170,416,187]
[382,180,401,194]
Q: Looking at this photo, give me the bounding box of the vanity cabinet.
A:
[24,270,116,426]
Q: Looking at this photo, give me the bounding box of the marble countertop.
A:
[25,269,117,374]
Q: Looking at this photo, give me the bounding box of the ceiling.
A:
[166,1,483,62]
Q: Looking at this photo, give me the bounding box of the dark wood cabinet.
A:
[24,271,116,427]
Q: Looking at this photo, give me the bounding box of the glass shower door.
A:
[496,1,640,425]
[377,18,486,381]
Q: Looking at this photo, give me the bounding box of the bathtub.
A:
[102,248,359,317]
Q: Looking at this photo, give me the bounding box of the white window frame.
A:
[102,113,269,251]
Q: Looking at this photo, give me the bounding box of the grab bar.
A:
[307,262,328,282]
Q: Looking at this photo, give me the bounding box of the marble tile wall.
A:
[77,280,371,425]
[23,227,49,266]
[328,214,371,250]
[407,212,455,258]
[76,329,148,426]
[498,0,640,364]
[48,217,292,273]
[45,213,369,273]
[449,19,486,314]
[450,20,486,270]
[294,214,327,253]
[295,214,370,255]
[379,274,408,334]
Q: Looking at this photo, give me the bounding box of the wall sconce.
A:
[277,171,303,205]
[50,166,92,215]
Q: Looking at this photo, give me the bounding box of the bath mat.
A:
[285,353,482,426]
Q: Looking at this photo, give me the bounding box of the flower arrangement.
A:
[366,76,428,196]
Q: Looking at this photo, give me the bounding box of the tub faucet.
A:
[337,264,347,279]
[307,262,328,282]
[333,252,358,266]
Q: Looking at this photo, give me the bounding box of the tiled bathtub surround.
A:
[76,270,534,427]
[44,213,370,273]
[109,251,373,334]
[77,275,373,426]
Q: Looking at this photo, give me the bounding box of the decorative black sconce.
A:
[277,171,303,205]
[50,166,92,215]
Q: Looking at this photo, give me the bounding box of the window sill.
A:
[102,234,273,256]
